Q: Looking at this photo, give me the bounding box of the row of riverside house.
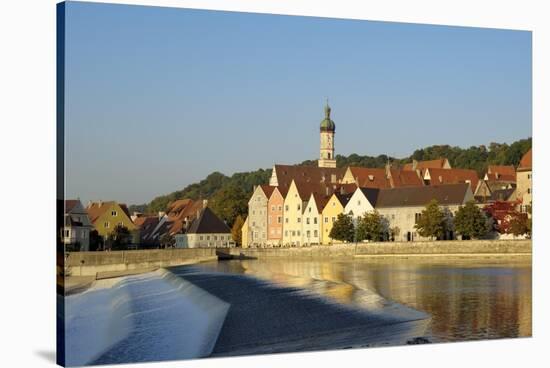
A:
[241,103,532,247]
[61,198,234,251]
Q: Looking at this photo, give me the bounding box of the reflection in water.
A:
[193,258,531,342]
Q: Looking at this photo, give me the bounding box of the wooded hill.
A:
[131,137,531,227]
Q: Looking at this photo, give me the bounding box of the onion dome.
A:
[320,101,335,132]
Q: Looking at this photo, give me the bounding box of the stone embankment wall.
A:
[66,248,217,276]
[226,239,532,259]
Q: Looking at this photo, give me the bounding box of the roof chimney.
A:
[325,186,329,196]
[340,186,345,195]
[331,174,336,183]
[98,200,102,207]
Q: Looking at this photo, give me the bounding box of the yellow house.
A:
[241,217,249,248]
[86,201,138,243]
[282,180,305,246]
[321,192,353,244]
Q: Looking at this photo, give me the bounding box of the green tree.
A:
[329,213,355,243]
[209,184,249,228]
[89,229,103,251]
[389,226,401,241]
[231,215,245,246]
[414,200,447,240]
[454,201,490,239]
[355,211,386,242]
[107,225,131,250]
[159,233,175,249]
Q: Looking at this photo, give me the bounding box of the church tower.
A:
[318,101,336,168]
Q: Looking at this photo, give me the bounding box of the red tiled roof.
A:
[273,164,345,187]
[389,168,425,187]
[64,199,80,213]
[403,158,449,171]
[425,168,479,191]
[488,165,515,177]
[518,149,532,171]
[260,185,276,198]
[347,167,391,189]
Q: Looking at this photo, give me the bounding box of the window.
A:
[358,200,361,206]
[297,218,301,223]
[81,231,86,239]
[314,217,317,224]
[119,222,124,226]
[306,218,310,224]
[285,218,289,224]
[206,236,210,240]
[292,231,296,236]
[104,222,110,228]
[528,174,531,179]
[111,210,117,216]
[415,213,422,223]
[314,230,318,237]
[272,206,276,211]
[285,205,289,211]
[297,204,301,211]
[332,217,336,223]
[252,221,256,227]
[308,207,312,213]
[306,230,311,238]
[527,188,531,194]
[214,235,217,240]
[278,206,282,211]
[277,216,282,224]
[64,229,70,237]
[200,236,203,241]
[391,214,395,220]
[324,217,328,223]
[297,231,301,236]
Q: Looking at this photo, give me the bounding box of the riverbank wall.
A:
[65,248,217,277]
[227,239,532,259]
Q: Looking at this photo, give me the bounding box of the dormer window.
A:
[111,210,117,216]
[368,175,374,181]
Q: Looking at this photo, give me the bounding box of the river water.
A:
[190,257,532,342]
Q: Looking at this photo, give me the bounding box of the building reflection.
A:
[201,257,531,341]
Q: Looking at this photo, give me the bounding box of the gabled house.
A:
[86,201,138,245]
[302,193,329,245]
[321,191,353,245]
[344,187,380,220]
[267,186,288,246]
[62,199,93,251]
[175,207,233,248]
[247,185,275,247]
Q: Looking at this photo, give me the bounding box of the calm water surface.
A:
[192,257,531,342]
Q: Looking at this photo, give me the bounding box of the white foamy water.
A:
[63,270,230,366]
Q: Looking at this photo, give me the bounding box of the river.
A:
[188,257,532,342]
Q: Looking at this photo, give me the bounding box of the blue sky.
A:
[64,1,532,205]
